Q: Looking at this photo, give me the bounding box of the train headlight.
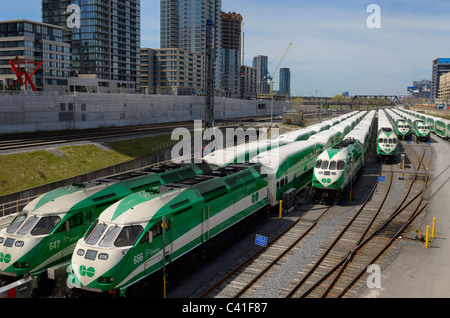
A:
[97,276,115,284]
[77,249,85,256]
[15,241,24,247]
[13,262,29,269]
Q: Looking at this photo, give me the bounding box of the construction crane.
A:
[265,43,292,128]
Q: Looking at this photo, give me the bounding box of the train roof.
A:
[98,188,187,225]
[308,129,341,144]
[317,139,362,161]
[272,128,313,144]
[202,139,276,167]
[250,140,319,172]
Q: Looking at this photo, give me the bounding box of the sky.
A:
[1,0,449,97]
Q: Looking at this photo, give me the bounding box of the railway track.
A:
[283,143,431,298]
[0,123,195,152]
[200,143,433,299]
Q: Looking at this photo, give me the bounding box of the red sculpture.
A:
[9,56,44,92]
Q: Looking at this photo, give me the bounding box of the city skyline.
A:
[2,0,450,97]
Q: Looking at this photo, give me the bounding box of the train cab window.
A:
[320,160,329,170]
[6,213,27,234]
[315,160,322,168]
[114,225,143,247]
[329,161,336,170]
[86,222,107,245]
[30,216,61,236]
[337,161,345,170]
[378,138,383,143]
[17,216,39,236]
[393,138,397,144]
[99,226,121,247]
[388,138,392,144]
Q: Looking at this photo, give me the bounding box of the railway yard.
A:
[0,108,449,300]
[170,136,448,299]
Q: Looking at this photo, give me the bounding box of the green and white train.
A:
[396,109,431,143]
[401,107,450,140]
[312,111,375,203]
[250,140,323,207]
[67,135,331,296]
[377,110,398,162]
[67,164,269,296]
[386,108,411,139]
[202,139,279,169]
[0,164,209,280]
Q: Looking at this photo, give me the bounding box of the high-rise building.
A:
[221,11,242,98]
[42,0,141,91]
[0,19,71,92]
[279,68,291,97]
[160,0,222,92]
[239,65,257,99]
[431,58,450,102]
[141,47,203,95]
[252,55,269,95]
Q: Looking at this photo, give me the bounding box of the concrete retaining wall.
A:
[0,92,289,134]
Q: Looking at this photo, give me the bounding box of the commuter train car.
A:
[0,164,209,280]
[396,110,431,143]
[435,118,450,139]
[308,129,343,150]
[67,164,268,296]
[345,110,376,156]
[312,139,365,203]
[377,110,398,162]
[271,128,316,146]
[250,140,323,207]
[312,111,375,203]
[202,139,278,169]
[386,109,411,139]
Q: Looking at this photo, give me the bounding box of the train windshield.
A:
[7,214,61,236]
[337,161,345,170]
[6,213,27,234]
[320,160,329,170]
[86,223,108,245]
[87,224,143,248]
[329,161,336,170]
[99,226,121,247]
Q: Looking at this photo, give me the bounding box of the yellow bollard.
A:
[432,218,436,239]
[279,200,283,219]
[425,226,430,248]
[163,275,166,299]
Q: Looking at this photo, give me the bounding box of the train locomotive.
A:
[395,109,431,143]
[0,164,209,281]
[386,109,411,139]
[312,111,375,203]
[67,163,268,296]
[312,139,364,203]
[377,110,398,162]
